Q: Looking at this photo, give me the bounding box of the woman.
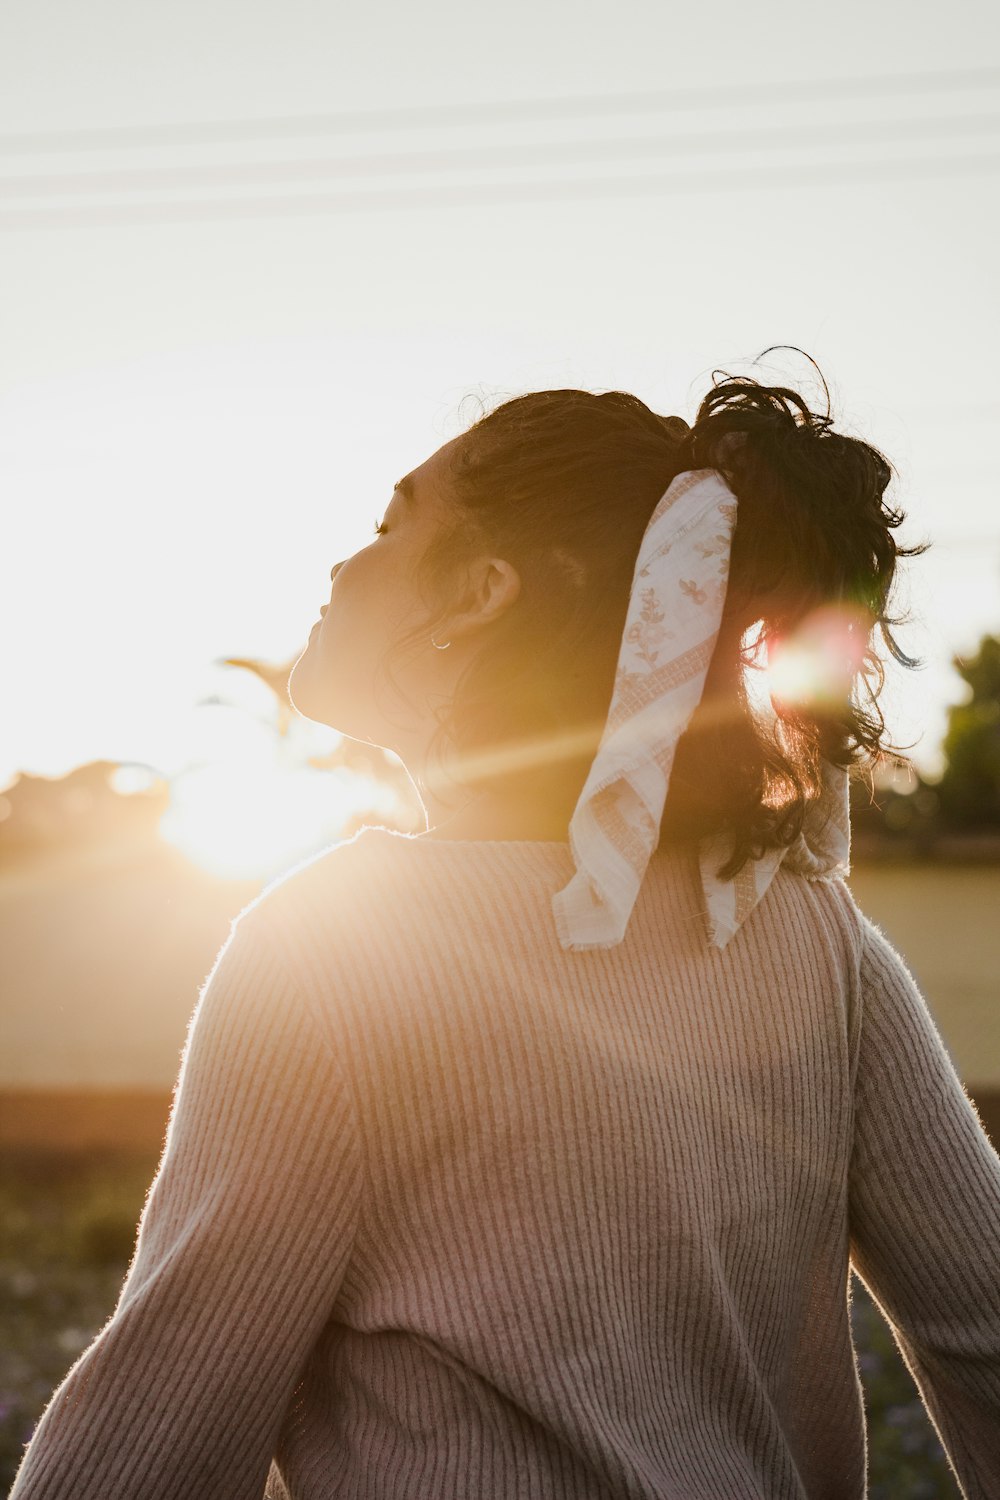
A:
[11,365,1000,1499]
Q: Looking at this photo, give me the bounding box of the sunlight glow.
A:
[159,760,400,881]
[761,605,868,712]
[108,765,161,796]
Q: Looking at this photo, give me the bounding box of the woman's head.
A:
[290,354,929,870]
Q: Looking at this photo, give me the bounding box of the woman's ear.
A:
[449,556,522,640]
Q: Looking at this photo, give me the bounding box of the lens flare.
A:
[764,605,868,711]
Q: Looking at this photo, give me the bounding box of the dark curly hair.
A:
[379,350,930,879]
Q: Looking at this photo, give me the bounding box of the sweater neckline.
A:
[363,827,694,867]
[373,828,570,848]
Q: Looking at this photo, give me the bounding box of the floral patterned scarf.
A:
[550,467,852,952]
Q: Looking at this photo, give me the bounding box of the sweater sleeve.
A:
[847,913,1000,1499]
[8,894,363,1500]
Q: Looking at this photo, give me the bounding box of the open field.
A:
[846,859,1000,1090]
[0,838,259,1092]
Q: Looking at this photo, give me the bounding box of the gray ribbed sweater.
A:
[9,827,1000,1499]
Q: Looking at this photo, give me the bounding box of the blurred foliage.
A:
[937,634,1000,829]
[850,631,1000,846]
[0,1148,960,1494]
[849,1286,959,1497]
[0,762,168,861]
[0,1150,157,1488]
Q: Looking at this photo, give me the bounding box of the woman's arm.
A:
[9,895,363,1500]
[848,913,1000,1499]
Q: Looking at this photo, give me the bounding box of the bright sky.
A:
[2,0,998,793]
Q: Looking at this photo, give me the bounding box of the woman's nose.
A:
[330,560,344,582]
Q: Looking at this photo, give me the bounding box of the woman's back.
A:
[10,826,1000,1500]
[277,829,867,1499]
[232,834,995,1500]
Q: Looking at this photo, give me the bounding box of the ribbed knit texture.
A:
[9,826,1000,1499]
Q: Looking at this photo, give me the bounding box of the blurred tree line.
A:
[851,633,1000,848]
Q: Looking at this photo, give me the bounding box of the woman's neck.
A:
[418,785,574,843]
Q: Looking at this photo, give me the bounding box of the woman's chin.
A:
[288,653,367,741]
[287,652,331,727]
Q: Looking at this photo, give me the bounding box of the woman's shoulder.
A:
[227,828,572,1035]
[215,827,419,1015]
[247,823,404,924]
[242,823,533,934]
[239,827,581,975]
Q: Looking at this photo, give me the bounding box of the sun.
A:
[159,756,399,881]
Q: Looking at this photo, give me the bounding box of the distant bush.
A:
[0,1148,157,1482]
[849,1279,958,1497]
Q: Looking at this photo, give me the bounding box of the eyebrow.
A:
[394,474,417,504]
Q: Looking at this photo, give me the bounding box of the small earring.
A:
[431,634,452,650]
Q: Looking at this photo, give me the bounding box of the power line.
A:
[2,150,997,232]
[3,112,998,200]
[922,537,1000,551]
[1,65,998,155]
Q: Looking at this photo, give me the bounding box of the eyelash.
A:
[373,518,389,537]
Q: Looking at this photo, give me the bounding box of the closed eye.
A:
[373,518,389,537]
